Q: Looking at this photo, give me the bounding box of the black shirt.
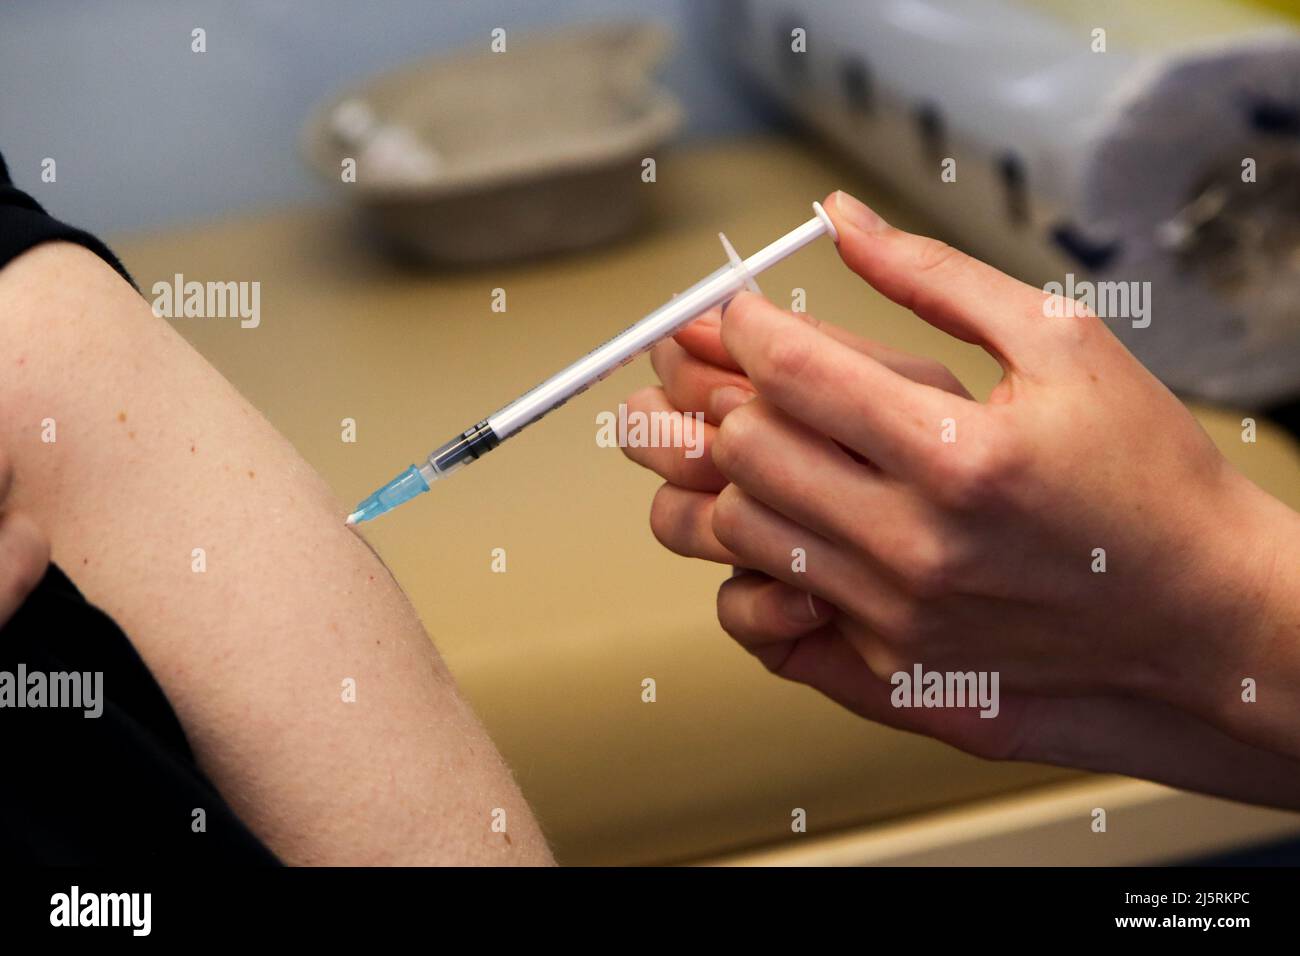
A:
[0,153,279,864]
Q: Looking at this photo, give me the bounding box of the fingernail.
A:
[832,190,888,234]
[785,589,833,624]
[709,385,753,420]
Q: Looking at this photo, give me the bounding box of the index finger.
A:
[720,292,981,483]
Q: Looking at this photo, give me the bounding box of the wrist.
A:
[1167,471,1300,756]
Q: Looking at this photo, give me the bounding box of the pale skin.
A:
[623,190,1300,809]
[0,242,552,865]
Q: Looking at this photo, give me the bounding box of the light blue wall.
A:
[1,0,766,234]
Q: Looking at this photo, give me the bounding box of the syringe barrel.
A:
[478,204,833,446]
[486,263,746,439]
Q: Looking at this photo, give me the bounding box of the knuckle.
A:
[668,457,697,489]
[912,238,961,277]
[1045,289,1096,320]
[648,484,683,551]
[931,434,1015,511]
[876,597,934,648]
[1050,305,1097,345]
[763,643,802,679]
[710,484,746,553]
[1037,291,1104,346]
[857,636,911,684]
[715,579,736,626]
[926,451,975,509]
[761,331,814,383]
[935,461,990,512]
[892,539,955,602]
[662,443,697,488]
[714,579,750,641]
[710,404,756,479]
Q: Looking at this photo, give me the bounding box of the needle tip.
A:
[345,512,359,526]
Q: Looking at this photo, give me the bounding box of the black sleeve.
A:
[1,566,280,864]
[0,150,279,864]
[0,152,137,291]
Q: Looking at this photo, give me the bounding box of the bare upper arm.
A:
[0,242,551,864]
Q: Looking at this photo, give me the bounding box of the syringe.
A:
[345,200,839,525]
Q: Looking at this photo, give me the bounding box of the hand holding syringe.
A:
[346,201,839,525]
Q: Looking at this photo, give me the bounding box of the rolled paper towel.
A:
[724,0,1300,406]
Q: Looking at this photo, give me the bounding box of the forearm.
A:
[0,243,551,864]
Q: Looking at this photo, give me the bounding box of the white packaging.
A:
[726,0,1300,405]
